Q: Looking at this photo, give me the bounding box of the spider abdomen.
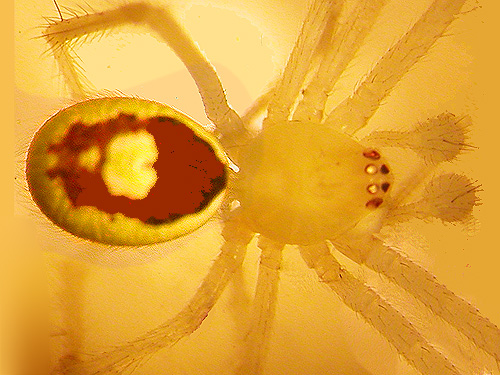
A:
[237,122,392,245]
[26,97,228,246]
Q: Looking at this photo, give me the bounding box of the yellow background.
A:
[7,0,500,374]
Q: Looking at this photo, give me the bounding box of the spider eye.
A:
[237,122,393,245]
[26,97,228,246]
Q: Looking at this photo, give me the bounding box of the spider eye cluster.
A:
[26,97,228,246]
[361,149,391,209]
[236,121,393,245]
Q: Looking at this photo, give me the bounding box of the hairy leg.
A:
[56,217,254,374]
[292,0,387,123]
[43,2,247,149]
[263,0,341,127]
[299,242,462,375]
[325,0,468,134]
[236,237,283,375]
[332,234,500,366]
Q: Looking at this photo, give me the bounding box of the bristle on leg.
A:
[363,113,474,165]
[387,173,480,224]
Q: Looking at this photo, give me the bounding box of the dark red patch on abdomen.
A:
[47,113,227,225]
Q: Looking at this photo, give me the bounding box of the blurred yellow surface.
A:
[12,0,500,374]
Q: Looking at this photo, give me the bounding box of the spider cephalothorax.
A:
[236,121,393,245]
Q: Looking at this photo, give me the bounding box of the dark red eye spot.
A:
[363,149,381,160]
[381,182,390,192]
[380,164,390,174]
[366,197,383,209]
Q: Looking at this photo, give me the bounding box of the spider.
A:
[14,0,500,374]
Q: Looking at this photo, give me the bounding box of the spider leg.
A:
[362,113,476,211]
[240,84,275,131]
[299,242,462,375]
[362,113,473,166]
[56,217,254,374]
[43,2,248,151]
[386,172,480,226]
[292,0,387,123]
[333,235,500,366]
[263,0,342,127]
[324,0,467,135]
[236,237,283,375]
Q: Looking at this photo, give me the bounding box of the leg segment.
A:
[333,235,500,366]
[44,2,247,148]
[361,113,477,215]
[56,217,254,374]
[293,0,387,123]
[362,113,473,166]
[236,237,283,375]
[325,0,467,134]
[299,242,462,375]
[263,0,342,127]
